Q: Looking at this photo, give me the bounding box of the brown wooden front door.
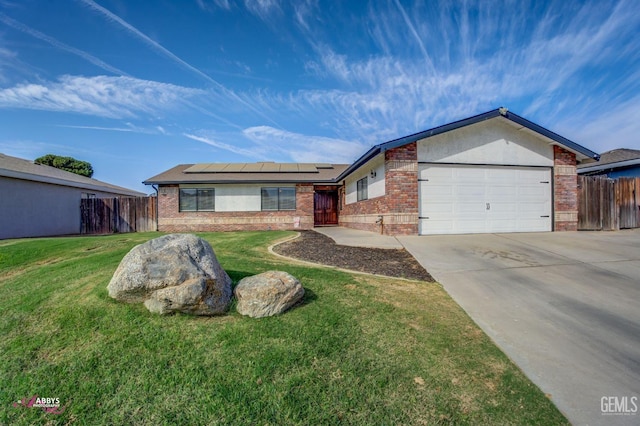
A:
[314,191,339,226]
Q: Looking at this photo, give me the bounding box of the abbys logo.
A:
[13,395,67,414]
[601,396,638,416]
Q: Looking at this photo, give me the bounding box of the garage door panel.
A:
[419,165,551,235]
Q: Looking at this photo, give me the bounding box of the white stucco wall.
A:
[417,117,554,166]
[179,183,295,212]
[345,154,385,204]
[0,177,136,239]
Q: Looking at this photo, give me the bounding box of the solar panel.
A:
[298,164,318,172]
[203,164,227,172]
[260,163,281,172]
[241,163,263,172]
[279,163,299,172]
[184,162,324,174]
[183,164,209,173]
[223,163,245,172]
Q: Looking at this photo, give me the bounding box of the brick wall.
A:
[553,145,578,231]
[339,143,419,235]
[157,183,314,232]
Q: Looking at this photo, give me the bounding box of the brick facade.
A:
[553,145,578,231]
[157,183,314,232]
[155,142,580,236]
[339,143,580,235]
[339,143,419,235]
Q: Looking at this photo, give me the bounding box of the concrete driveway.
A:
[398,230,640,426]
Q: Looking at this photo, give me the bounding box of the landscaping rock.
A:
[107,234,232,315]
[234,271,304,318]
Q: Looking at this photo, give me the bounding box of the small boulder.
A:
[107,234,231,315]
[234,271,304,318]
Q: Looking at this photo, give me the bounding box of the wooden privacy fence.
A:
[578,176,640,230]
[81,197,157,234]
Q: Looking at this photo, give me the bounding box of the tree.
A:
[34,154,94,178]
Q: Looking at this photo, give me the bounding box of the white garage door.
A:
[419,164,552,235]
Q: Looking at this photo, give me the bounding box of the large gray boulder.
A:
[234,271,304,318]
[107,234,231,315]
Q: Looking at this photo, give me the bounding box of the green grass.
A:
[0,232,567,425]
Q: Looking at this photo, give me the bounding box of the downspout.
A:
[152,184,159,232]
[376,215,384,235]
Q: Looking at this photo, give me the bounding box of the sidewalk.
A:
[312,226,404,249]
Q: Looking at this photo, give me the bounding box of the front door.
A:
[314,191,339,226]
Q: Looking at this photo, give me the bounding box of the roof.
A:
[144,108,600,186]
[336,108,601,181]
[0,153,146,196]
[577,148,640,174]
[144,163,349,184]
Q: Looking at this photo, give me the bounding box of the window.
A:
[357,177,368,201]
[179,188,215,211]
[261,187,296,211]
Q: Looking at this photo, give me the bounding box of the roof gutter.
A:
[501,110,600,161]
[334,146,382,182]
[1,168,145,196]
[578,158,640,174]
[336,108,600,182]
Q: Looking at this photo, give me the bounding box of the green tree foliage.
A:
[34,154,94,178]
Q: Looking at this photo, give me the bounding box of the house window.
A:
[357,177,368,201]
[261,187,296,211]
[179,188,215,211]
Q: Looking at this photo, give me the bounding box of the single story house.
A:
[0,153,145,239]
[577,148,640,178]
[144,108,600,235]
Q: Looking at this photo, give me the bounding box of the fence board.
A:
[618,177,638,229]
[578,176,601,230]
[80,197,156,234]
[578,175,639,231]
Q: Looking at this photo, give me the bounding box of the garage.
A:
[419,164,552,235]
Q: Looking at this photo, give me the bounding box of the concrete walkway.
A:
[314,226,640,425]
[312,226,404,249]
[398,231,640,426]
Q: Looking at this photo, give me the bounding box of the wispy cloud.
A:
[77,0,222,88]
[56,122,168,135]
[265,0,640,151]
[0,75,203,118]
[183,133,259,157]
[390,0,436,77]
[196,0,231,11]
[0,46,17,83]
[0,139,98,160]
[242,126,365,163]
[293,0,317,32]
[243,0,281,22]
[0,12,127,76]
[77,0,279,126]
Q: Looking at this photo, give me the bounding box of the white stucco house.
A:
[145,108,600,235]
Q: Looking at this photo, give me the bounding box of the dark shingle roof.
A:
[145,108,600,185]
[337,108,600,181]
[0,153,145,196]
[577,148,640,174]
[144,163,349,184]
[578,148,640,168]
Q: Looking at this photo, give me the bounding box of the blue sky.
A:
[1,0,638,193]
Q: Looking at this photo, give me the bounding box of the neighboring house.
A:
[0,153,145,239]
[144,108,600,236]
[577,148,640,178]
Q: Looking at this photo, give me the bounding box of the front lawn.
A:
[0,232,567,425]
